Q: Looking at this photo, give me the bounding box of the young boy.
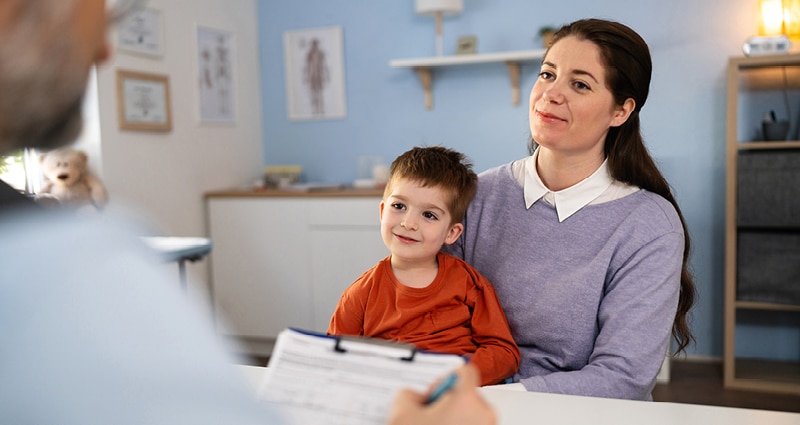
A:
[327,146,519,386]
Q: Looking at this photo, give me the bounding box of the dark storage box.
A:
[737,231,800,305]
[737,150,800,227]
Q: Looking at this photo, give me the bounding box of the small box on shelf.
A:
[263,165,302,188]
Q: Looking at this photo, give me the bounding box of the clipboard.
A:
[257,328,465,425]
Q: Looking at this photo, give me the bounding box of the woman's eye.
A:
[422,211,438,220]
[539,71,554,80]
[573,81,590,90]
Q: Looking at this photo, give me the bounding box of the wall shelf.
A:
[389,49,545,109]
[736,140,800,149]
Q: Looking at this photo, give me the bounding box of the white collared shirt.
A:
[511,150,640,222]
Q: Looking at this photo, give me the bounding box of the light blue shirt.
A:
[0,210,283,424]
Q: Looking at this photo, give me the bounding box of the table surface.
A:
[235,364,800,425]
[205,187,383,198]
[141,237,212,263]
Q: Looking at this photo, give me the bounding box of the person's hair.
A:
[532,18,696,355]
[0,0,88,155]
[383,146,478,225]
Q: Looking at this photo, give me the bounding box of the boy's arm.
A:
[326,285,366,336]
[466,274,521,386]
[328,261,386,336]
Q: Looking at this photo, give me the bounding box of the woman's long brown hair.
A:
[533,19,696,354]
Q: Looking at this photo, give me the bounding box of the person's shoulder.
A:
[0,210,166,295]
[616,190,683,234]
[637,190,681,225]
[0,180,38,212]
[438,252,492,286]
[477,162,514,183]
[474,161,519,199]
[0,209,150,253]
[439,251,466,267]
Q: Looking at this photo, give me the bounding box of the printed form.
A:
[257,328,465,425]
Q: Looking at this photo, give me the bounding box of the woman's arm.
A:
[518,231,683,400]
[327,282,367,336]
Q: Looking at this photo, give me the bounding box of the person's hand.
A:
[387,364,496,425]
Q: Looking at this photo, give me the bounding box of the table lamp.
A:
[759,0,800,38]
[415,0,463,56]
[743,0,798,55]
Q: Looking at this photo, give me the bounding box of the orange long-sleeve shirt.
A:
[327,252,520,386]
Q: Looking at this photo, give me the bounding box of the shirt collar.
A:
[522,150,614,222]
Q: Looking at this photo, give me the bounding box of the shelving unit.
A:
[389,49,545,109]
[724,53,800,395]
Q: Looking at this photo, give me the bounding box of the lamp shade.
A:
[415,0,463,16]
[758,0,800,38]
[760,0,785,35]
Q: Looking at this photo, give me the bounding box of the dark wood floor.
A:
[245,355,799,413]
[653,359,800,413]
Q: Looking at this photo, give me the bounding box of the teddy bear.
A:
[36,148,108,210]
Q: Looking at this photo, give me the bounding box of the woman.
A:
[443,18,695,400]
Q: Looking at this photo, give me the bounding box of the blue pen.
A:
[425,372,458,404]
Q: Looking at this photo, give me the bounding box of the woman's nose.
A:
[542,85,564,103]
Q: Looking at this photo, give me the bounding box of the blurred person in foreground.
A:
[0,1,495,424]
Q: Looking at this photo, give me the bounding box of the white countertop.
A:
[235,364,800,425]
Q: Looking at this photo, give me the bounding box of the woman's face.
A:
[529,36,633,159]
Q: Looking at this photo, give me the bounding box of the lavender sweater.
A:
[443,162,683,400]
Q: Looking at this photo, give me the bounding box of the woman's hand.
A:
[387,364,496,425]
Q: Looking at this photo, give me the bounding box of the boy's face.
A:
[379,178,463,267]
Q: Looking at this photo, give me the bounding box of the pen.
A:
[425,372,458,404]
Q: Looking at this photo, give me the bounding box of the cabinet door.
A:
[208,198,313,338]
[308,199,388,332]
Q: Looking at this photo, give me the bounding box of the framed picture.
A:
[283,26,347,121]
[116,70,172,132]
[115,7,164,57]
[196,25,236,124]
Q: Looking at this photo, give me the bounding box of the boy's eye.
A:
[391,202,406,210]
[422,211,438,220]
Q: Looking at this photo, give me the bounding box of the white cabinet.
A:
[206,192,387,353]
[306,199,387,331]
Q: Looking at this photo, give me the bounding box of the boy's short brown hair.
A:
[383,146,477,224]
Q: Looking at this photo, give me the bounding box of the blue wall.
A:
[257,0,798,359]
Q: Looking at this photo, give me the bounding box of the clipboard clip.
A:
[334,335,417,362]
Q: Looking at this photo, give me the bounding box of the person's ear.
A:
[611,98,636,127]
[379,201,385,221]
[443,222,463,245]
[96,40,111,64]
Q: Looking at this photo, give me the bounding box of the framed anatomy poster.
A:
[196,25,236,124]
[116,69,172,132]
[283,26,347,121]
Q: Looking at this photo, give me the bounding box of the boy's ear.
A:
[379,201,385,220]
[443,222,463,245]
